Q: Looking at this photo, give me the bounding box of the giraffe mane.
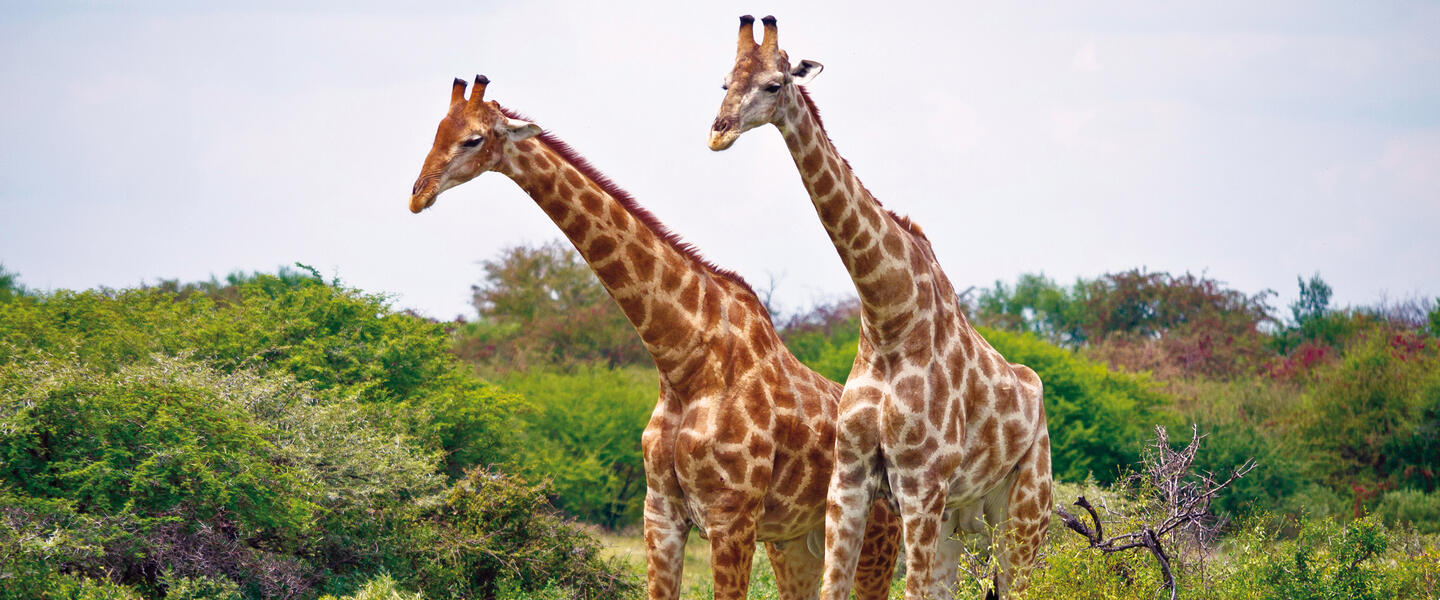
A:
[498,106,761,300]
[794,87,929,242]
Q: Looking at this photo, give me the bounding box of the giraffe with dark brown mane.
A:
[408,75,901,600]
[707,16,1054,600]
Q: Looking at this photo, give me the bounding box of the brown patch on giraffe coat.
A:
[577,190,602,215]
[660,269,683,292]
[978,353,996,378]
[1003,419,1028,458]
[802,148,823,173]
[677,281,700,312]
[589,235,617,262]
[894,376,925,413]
[593,259,632,290]
[994,384,1019,415]
[927,365,951,427]
[562,168,583,189]
[626,243,657,280]
[814,170,835,196]
[800,447,831,500]
[647,302,688,348]
[743,391,773,429]
[882,231,906,258]
[837,212,860,240]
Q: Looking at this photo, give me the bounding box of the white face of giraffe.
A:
[707,15,822,151]
[408,76,541,214]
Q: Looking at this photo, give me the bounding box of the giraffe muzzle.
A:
[708,117,741,151]
[712,115,737,134]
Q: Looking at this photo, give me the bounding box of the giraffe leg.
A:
[643,490,688,600]
[893,482,949,600]
[988,433,1053,598]
[928,507,966,599]
[853,498,902,600]
[766,537,823,600]
[708,510,760,600]
[818,405,884,600]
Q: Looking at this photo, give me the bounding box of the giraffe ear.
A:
[499,117,542,142]
[790,60,823,85]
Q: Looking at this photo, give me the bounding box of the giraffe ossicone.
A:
[709,16,1055,600]
[407,75,902,600]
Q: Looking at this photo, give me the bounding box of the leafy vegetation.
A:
[3,246,1437,598]
[0,267,636,599]
[499,366,654,529]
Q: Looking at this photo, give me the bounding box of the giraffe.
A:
[407,75,901,600]
[707,17,1054,599]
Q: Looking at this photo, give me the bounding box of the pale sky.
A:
[2,1,1437,321]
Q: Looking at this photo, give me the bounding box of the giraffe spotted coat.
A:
[408,76,901,600]
[708,16,1054,600]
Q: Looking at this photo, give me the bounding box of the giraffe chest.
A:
[870,347,1043,501]
[649,375,839,543]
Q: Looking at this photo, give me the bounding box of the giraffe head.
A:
[707,15,822,151]
[408,75,543,213]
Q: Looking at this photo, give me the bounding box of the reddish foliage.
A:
[1266,342,1335,381]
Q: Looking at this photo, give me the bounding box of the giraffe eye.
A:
[764,84,782,93]
[460,136,483,149]
[721,83,729,90]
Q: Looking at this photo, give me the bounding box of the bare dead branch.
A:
[1054,424,1256,600]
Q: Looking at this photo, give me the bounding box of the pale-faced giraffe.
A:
[408,76,901,600]
[707,17,1054,600]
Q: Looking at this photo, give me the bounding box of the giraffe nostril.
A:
[411,181,420,195]
[712,117,736,133]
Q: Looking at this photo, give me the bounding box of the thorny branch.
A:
[1055,425,1256,600]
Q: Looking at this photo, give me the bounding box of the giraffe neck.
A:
[775,87,938,338]
[498,136,739,380]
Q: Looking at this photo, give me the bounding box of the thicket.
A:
[975,269,1440,530]
[0,267,638,599]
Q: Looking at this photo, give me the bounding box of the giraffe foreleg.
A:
[706,501,762,600]
[989,432,1053,598]
[929,507,966,599]
[643,490,688,600]
[853,498,903,600]
[766,536,824,600]
[819,408,884,600]
[893,481,949,600]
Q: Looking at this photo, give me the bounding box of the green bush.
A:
[1302,326,1439,491]
[320,574,425,600]
[1374,489,1440,534]
[0,272,519,475]
[500,366,655,529]
[0,356,450,598]
[163,572,244,600]
[981,327,1174,483]
[389,469,640,600]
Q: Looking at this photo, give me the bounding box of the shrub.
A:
[500,366,655,529]
[1374,489,1440,534]
[0,356,450,598]
[0,273,519,475]
[981,327,1174,483]
[1301,326,1439,492]
[319,574,425,600]
[390,469,640,600]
